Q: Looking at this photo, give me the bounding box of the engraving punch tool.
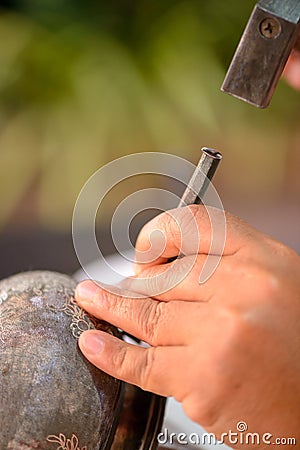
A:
[178,147,222,208]
[164,147,222,265]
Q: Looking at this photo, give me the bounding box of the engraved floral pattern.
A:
[0,320,21,347]
[0,290,8,305]
[0,271,111,341]
[0,321,8,347]
[47,296,97,339]
[47,433,87,450]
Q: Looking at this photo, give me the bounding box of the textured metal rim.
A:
[111,383,166,450]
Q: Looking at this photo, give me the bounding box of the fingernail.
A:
[75,280,98,302]
[79,332,104,355]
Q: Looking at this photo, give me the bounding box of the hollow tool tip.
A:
[201,147,223,160]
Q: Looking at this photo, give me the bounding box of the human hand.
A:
[283,46,300,91]
[75,206,300,448]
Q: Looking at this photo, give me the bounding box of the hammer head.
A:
[222,0,300,108]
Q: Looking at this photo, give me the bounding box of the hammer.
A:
[222,0,300,108]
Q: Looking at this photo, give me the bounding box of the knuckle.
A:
[182,205,202,228]
[190,204,207,221]
[161,211,181,246]
[251,266,281,301]
[236,260,282,303]
[142,268,170,297]
[181,209,202,248]
[138,301,164,345]
[210,307,252,364]
[111,342,128,371]
[222,308,251,345]
[184,206,212,255]
[100,287,119,308]
[163,206,201,247]
[139,346,157,390]
[100,287,131,317]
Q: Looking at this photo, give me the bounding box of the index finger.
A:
[134,205,258,273]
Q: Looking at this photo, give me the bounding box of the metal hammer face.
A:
[222,0,300,108]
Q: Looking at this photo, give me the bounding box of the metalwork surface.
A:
[222,0,300,108]
[0,271,122,450]
[0,271,166,449]
[111,384,166,450]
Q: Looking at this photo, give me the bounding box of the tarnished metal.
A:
[178,147,222,207]
[260,17,282,39]
[0,271,165,450]
[222,0,300,108]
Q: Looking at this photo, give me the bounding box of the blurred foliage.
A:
[0,0,300,230]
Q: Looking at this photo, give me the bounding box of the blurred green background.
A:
[0,0,299,275]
